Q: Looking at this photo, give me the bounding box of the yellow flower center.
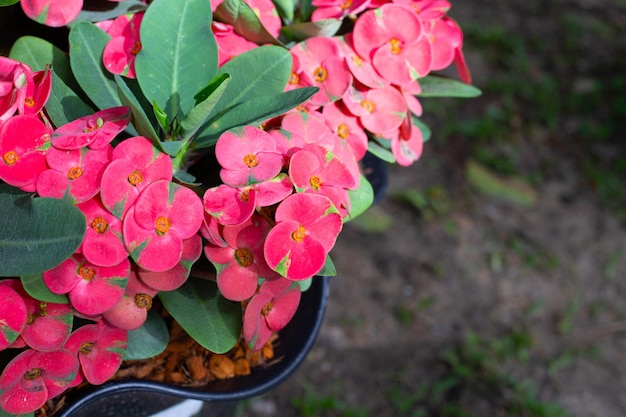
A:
[155,216,170,235]
[130,41,142,55]
[128,169,144,186]
[235,248,254,267]
[314,66,328,82]
[243,154,259,168]
[23,368,43,381]
[261,301,274,316]
[351,55,363,67]
[135,293,153,310]
[341,0,353,10]
[390,38,402,54]
[79,342,95,354]
[289,72,300,85]
[3,150,18,166]
[78,265,96,280]
[91,217,108,234]
[309,175,323,190]
[24,97,35,108]
[67,166,83,180]
[361,99,375,113]
[291,225,307,242]
[337,123,350,139]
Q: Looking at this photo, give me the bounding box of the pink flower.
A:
[77,195,127,267]
[100,136,173,219]
[64,322,128,385]
[102,271,157,330]
[0,57,29,124]
[43,254,130,317]
[123,180,204,272]
[391,115,424,166]
[19,294,74,352]
[264,193,342,280]
[204,184,258,226]
[322,100,368,161]
[36,145,112,204]
[290,37,353,107]
[0,283,27,350]
[311,0,372,21]
[138,233,203,291]
[339,34,389,90]
[0,115,50,192]
[20,0,83,27]
[289,143,355,213]
[352,4,432,85]
[213,22,257,66]
[22,66,52,117]
[51,106,131,150]
[0,348,79,414]
[342,84,407,135]
[205,215,278,301]
[244,0,282,37]
[243,277,301,350]
[102,12,145,78]
[216,126,283,187]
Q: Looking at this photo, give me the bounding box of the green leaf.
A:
[211,45,292,117]
[124,309,169,360]
[21,274,69,303]
[417,75,482,98]
[45,72,95,127]
[345,175,374,222]
[367,142,396,164]
[319,254,336,277]
[115,75,159,141]
[466,159,538,207]
[158,278,242,353]
[297,277,313,292]
[0,408,33,417]
[214,0,283,46]
[135,0,218,121]
[272,0,294,22]
[74,0,147,23]
[160,141,184,157]
[0,0,20,6]
[194,87,317,147]
[69,22,122,110]
[281,19,342,42]
[180,73,230,142]
[0,185,86,277]
[152,101,169,132]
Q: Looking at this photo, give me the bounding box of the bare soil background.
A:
[242,1,626,416]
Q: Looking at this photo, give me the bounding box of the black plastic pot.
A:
[53,276,330,417]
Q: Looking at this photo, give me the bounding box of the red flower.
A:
[0,348,79,414]
[20,0,83,27]
[0,283,27,350]
[51,106,131,150]
[102,12,145,79]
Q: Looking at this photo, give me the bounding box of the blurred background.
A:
[241,1,626,416]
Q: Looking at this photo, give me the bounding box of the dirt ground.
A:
[242,1,626,416]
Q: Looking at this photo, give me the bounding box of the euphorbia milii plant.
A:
[0,0,479,413]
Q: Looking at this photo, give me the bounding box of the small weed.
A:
[558,295,583,335]
[291,386,368,417]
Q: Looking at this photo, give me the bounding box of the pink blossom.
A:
[342,84,408,135]
[353,4,432,85]
[243,277,301,350]
[77,196,127,267]
[0,115,50,192]
[22,66,52,117]
[290,37,352,107]
[36,145,112,204]
[216,126,283,187]
[311,0,372,21]
[322,100,368,161]
[43,254,130,317]
[102,271,157,330]
[213,22,257,66]
[264,193,342,280]
[64,322,128,385]
[392,115,424,166]
[123,180,204,272]
[51,106,131,150]
[138,233,203,291]
[102,12,145,79]
[20,0,83,27]
[100,136,173,219]
[204,184,258,226]
[0,348,79,414]
[339,34,388,89]
[0,57,29,124]
[0,283,27,350]
[205,215,278,301]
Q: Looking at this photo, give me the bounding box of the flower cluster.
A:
[0,0,477,413]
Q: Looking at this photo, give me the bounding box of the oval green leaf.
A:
[135,0,218,121]
[0,186,86,277]
[124,309,170,360]
[345,174,374,222]
[21,274,69,303]
[417,75,482,98]
[158,278,242,354]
